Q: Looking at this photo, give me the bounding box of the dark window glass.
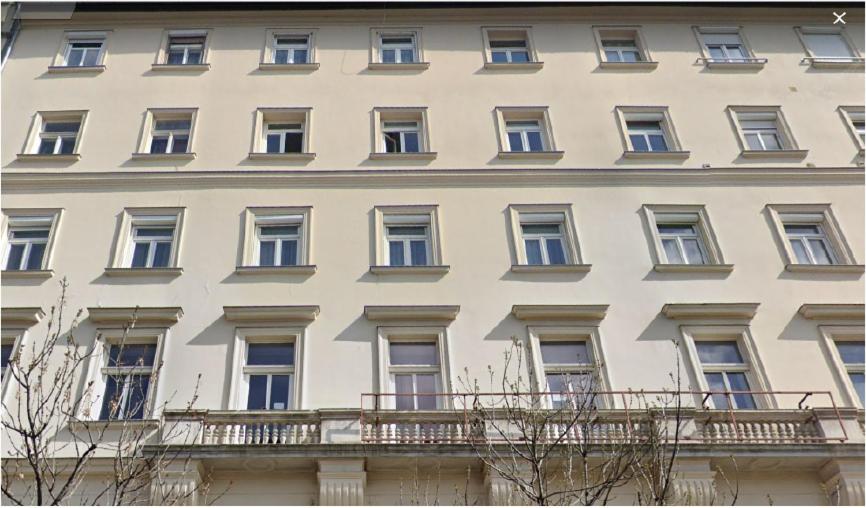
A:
[108,344,157,367]
[247,343,294,366]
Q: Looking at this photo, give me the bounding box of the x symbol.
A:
[833,12,847,24]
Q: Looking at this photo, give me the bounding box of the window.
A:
[377,327,451,410]
[839,107,865,150]
[1,336,16,380]
[2,210,61,274]
[694,28,763,66]
[370,29,426,68]
[260,29,317,69]
[528,326,610,410]
[796,27,862,65]
[820,326,865,407]
[593,27,655,66]
[99,342,157,420]
[695,341,757,410]
[508,204,585,270]
[372,206,445,272]
[239,207,313,272]
[482,27,540,67]
[616,107,687,157]
[273,35,310,64]
[49,31,109,71]
[370,108,433,158]
[229,327,306,411]
[766,205,859,270]
[835,341,864,405]
[642,205,727,270]
[135,109,197,158]
[495,107,561,158]
[108,208,185,273]
[728,107,803,156]
[21,111,88,158]
[250,108,313,158]
[167,35,205,65]
[64,39,104,67]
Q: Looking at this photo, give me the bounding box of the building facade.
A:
[1,2,864,505]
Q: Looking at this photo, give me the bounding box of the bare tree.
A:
[458,337,735,506]
[1,279,220,505]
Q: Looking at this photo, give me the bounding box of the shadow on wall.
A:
[187,316,239,409]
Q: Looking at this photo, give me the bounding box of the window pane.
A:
[491,51,508,63]
[761,133,781,150]
[83,49,100,66]
[131,243,149,268]
[387,226,427,236]
[726,46,746,60]
[630,134,649,152]
[526,131,544,151]
[804,33,853,58]
[38,139,56,155]
[394,374,414,410]
[410,240,427,266]
[24,243,46,270]
[43,122,81,133]
[294,49,308,63]
[247,343,294,366]
[388,241,405,266]
[57,137,76,154]
[108,344,157,367]
[260,226,298,236]
[511,51,530,63]
[662,238,684,264]
[400,49,414,63]
[696,341,744,364]
[247,375,268,410]
[708,46,725,59]
[167,50,184,64]
[154,119,191,131]
[623,51,640,62]
[808,239,833,265]
[270,375,291,410]
[540,341,590,364]
[657,224,695,235]
[784,224,821,235]
[259,240,275,266]
[150,137,169,154]
[507,132,524,152]
[1,344,13,370]
[5,244,24,270]
[266,134,281,153]
[704,372,729,409]
[186,50,202,64]
[648,134,668,151]
[152,242,171,267]
[12,229,50,239]
[521,224,561,235]
[135,227,174,238]
[727,372,756,409]
[390,342,438,365]
[170,136,189,154]
[384,132,400,153]
[100,376,122,420]
[849,373,864,405]
[274,49,289,64]
[403,132,420,153]
[744,133,763,150]
[604,50,622,62]
[836,342,865,364]
[67,49,84,66]
[280,239,298,266]
[416,374,438,409]
[546,238,566,265]
[382,49,396,63]
[525,239,543,265]
[125,375,151,420]
[682,238,705,264]
[284,132,303,153]
[789,239,811,264]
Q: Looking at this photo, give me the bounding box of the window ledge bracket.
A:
[150,63,211,72]
[367,62,430,71]
[623,150,691,160]
[47,65,106,74]
[131,152,197,161]
[258,62,320,71]
[497,150,564,160]
[510,264,591,273]
[370,265,450,275]
[785,264,865,274]
[247,152,316,161]
[2,269,55,279]
[16,153,81,162]
[739,149,808,159]
[654,264,734,273]
[235,265,317,275]
[598,61,659,70]
[103,267,183,277]
[368,152,437,161]
[483,61,544,71]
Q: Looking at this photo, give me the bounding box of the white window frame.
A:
[376,326,452,410]
[373,205,443,268]
[155,29,211,67]
[264,122,304,154]
[494,107,560,157]
[615,106,686,156]
[481,26,540,66]
[727,106,803,154]
[135,108,198,157]
[765,204,858,268]
[1,329,26,402]
[21,110,88,157]
[273,34,310,64]
[240,207,313,269]
[149,118,191,154]
[260,29,317,68]
[527,326,612,409]
[839,106,865,152]
[379,33,417,64]
[693,26,762,65]
[508,204,584,268]
[383,217,432,267]
[592,26,655,66]
[1,209,63,273]
[110,208,185,270]
[229,327,306,410]
[126,223,176,269]
[679,325,775,410]
[819,326,865,408]
[255,216,302,267]
[370,28,425,67]
[641,205,726,267]
[519,219,566,265]
[79,328,167,421]
[250,108,313,158]
[783,222,838,265]
[370,107,432,157]
[381,121,421,154]
[504,120,546,152]
[794,26,863,65]
[50,30,110,69]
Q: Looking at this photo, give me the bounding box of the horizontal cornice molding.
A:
[87,307,183,326]
[364,305,460,322]
[798,304,865,320]
[511,304,608,321]
[223,305,320,323]
[1,307,45,328]
[662,303,760,321]
[2,167,862,191]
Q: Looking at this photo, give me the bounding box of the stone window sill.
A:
[623,150,690,160]
[368,152,437,161]
[47,65,106,74]
[785,264,865,274]
[483,62,543,71]
[654,264,734,273]
[598,61,658,70]
[235,265,317,275]
[498,150,564,160]
[16,153,81,162]
[703,59,766,70]
[258,62,320,71]
[739,149,808,159]
[248,152,316,161]
[511,264,591,273]
[150,63,211,72]
[2,269,54,279]
[806,58,864,69]
[131,152,196,161]
[368,62,430,71]
[103,267,183,277]
[370,265,450,275]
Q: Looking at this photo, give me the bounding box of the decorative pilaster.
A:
[820,459,865,506]
[669,460,717,506]
[150,460,204,506]
[318,459,366,505]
